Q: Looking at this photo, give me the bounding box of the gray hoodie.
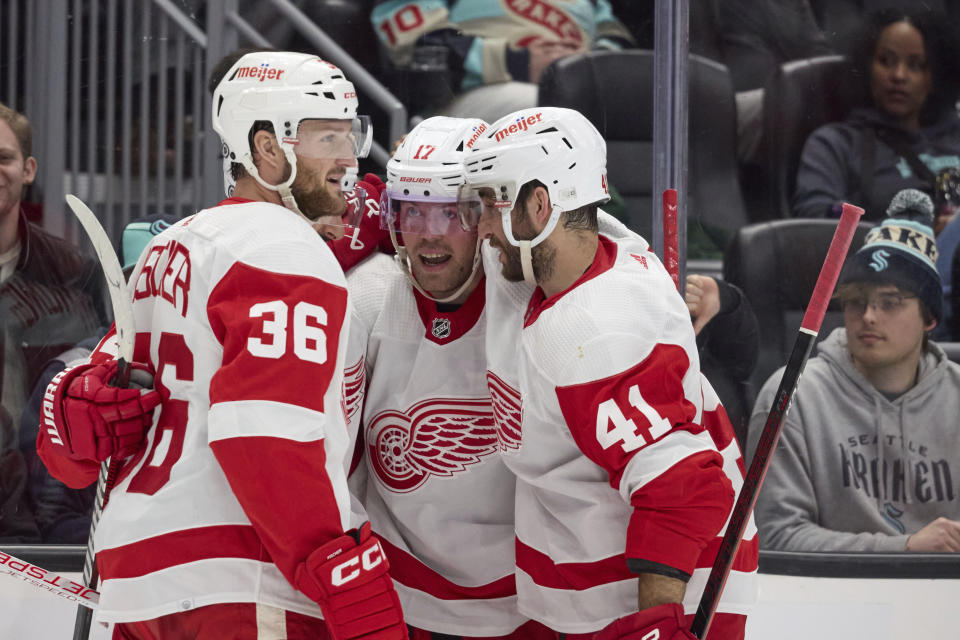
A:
[747,327,960,552]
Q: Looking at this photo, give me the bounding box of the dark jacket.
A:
[0,405,40,542]
[1,212,109,430]
[696,280,759,444]
[792,107,960,221]
[18,339,101,543]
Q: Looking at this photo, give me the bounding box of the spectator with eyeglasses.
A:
[748,188,960,552]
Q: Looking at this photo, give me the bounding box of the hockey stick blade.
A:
[0,550,100,610]
[689,203,864,638]
[65,195,134,379]
[65,194,137,639]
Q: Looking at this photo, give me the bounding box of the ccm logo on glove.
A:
[330,540,384,586]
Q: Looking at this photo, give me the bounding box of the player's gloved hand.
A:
[360,172,385,195]
[42,361,161,463]
[327,175,394,271]
[295,522,407,640]
[594,603,695,640]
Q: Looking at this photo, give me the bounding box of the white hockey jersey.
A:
[344,253,526,636]
[41,199,354,623]
[483,225,758,635]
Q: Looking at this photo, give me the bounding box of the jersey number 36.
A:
[247,300,329,364]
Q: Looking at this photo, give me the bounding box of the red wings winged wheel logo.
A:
[367,397,499,493]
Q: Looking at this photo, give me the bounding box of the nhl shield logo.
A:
[432,318,451,339]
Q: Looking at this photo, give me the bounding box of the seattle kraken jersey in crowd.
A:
[372,0,633,89]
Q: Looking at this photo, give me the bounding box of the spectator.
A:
[16,214,174,543]
[792,8,960,221]
[0,102,107,442]
[749,189,960,552]
[371,0,634,121]
[17,334,100,543]
[933,167,960,338]
[953,245,960,341]
[685,275,760,442]
[1,405,40,542]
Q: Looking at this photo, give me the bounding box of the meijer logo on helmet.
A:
[235,63,286,82]
[494,113,543,142]
[465,123,488,148]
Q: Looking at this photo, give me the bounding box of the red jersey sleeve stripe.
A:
[377,535,516,600]
[97,524,268,580]
[698,534,759,575]
[515,538,635,591]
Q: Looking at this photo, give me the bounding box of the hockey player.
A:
[36,51,406,639]
[462,107,758,639]
[343,116,553,639]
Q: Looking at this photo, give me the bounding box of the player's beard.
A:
[491,204,555,283]
[291,167,347,222]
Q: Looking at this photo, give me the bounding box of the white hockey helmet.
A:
[462,107,610,284]
[383,116,489,303]
[212,51,372,219]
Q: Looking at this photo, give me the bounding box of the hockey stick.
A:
[662,189,680,291]
[689,203,864,639]
[0,550,99,610]
[65,194,136,640]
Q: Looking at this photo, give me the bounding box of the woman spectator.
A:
[792,8,960,221]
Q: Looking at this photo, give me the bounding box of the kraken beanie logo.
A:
[869,249,890,272]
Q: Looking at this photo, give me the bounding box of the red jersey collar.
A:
[523,235,618,328]
[413,277,486,345]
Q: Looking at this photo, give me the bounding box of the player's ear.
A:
[532,185,551,225]
[252,129,284,172]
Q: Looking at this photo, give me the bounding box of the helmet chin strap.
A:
[389,227,483,304]
[501,203,562,287]
[241,150,314,226]
[518,241,535,286]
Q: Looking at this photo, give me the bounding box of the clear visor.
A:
[286,115,373,160]
[381,191,480,236]
[457,182,519,215]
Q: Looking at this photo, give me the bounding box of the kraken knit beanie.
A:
[839,188,941,321]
